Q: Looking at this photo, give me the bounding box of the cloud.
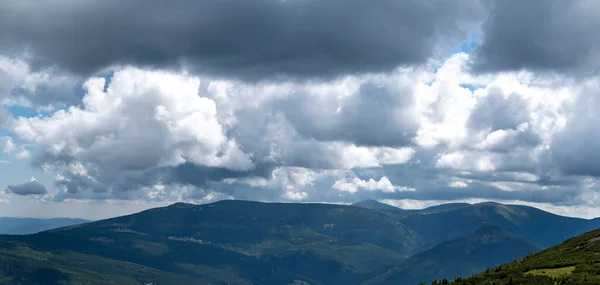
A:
[5,50,600,211]
[551,79,600,176]
[0,0,482,80]
[1,136,31,160]
[1,136,15,154]
[53,162,107,194]
[473,124,541,153]
[14,69,252,171]
[12,68,252,196]
[14,148,31,160]
[204,69,420,170]
[472,0,600,75]
[275,75,419,146]
[468,90,531,133]
[6,0,600,220]
[0,56,81,107]
[449,180,469,188]
[283,191,309,201]
[7,179,48,195]
[436,151,496,172]
[0,189,8,203]
[8,67,419,202]
[332,176,415,193]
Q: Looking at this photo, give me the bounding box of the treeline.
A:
[0,255,67,284]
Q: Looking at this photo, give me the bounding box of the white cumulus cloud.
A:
[332,176,415,194]
[13,68,252,173]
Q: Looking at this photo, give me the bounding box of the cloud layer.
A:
[1,0,600,218]
[4,53,596,209]
[472,0,600,75]
[0,0,482,80]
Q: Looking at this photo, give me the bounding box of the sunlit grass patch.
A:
[525,266,576,278]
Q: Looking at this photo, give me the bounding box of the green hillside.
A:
[447,228,600,285]
[0,241,203,285]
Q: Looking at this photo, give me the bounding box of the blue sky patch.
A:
[5,104,67,119]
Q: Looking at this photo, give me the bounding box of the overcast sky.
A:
[2,0,600,219]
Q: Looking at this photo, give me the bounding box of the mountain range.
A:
[0,199,598,284]
[0,217,89,235]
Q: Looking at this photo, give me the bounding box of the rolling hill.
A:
[0,200,598,284]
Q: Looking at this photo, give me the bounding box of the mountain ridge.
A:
[351,199,407,212]
[0,199,598,284]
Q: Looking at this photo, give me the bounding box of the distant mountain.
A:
[0,217,90,235]
[0,200,598,284]
[367,225,542,285]
[351,200,470,217]
[415,203,470,214]
[399,202,600,249]
[352,200,474,216]
[354,199,600,250]
[448,227,600,284]
[1,201,423,284]
[351,199,407,212]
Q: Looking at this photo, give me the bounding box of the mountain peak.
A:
[351,199,401,211]
[352,199,380,205]
[168,202,197,208]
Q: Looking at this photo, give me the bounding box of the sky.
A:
[2,0,600,219]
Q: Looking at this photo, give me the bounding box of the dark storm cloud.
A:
[278,81,418,146]
[162,163,277,187]
[468,90,530,132]
[7,180,48,195]
[0,0,482,80]
[551,82,600,177]
[472,0,600,74]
